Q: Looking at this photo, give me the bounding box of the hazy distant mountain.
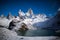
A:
[33,8,60,30]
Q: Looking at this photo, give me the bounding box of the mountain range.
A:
[0,8,60,30]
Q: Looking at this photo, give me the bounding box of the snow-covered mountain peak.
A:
[18,9,25,17]
[26,8,34,17]
[28,8,33,15]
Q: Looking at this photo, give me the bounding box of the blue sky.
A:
[0,0,60,17]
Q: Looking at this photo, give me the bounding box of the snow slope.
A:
[0,17,11,28]
[0,27,60,40]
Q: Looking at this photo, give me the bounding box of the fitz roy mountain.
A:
[0,8,60,30]
[0,8,48,30]
[0,8,60,40]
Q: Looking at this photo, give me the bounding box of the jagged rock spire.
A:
[18,9,21,14]
[7,12,14,19]
[18,9,22,17]
[28,8,33,15]
[18,9,25,19]
[8,12,12,16]
[26,8,34,18]
[18,9,25,17]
